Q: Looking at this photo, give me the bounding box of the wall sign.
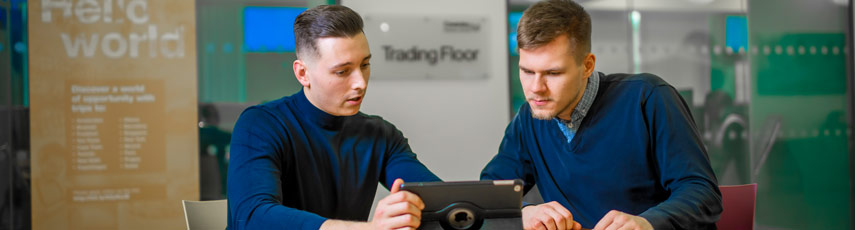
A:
[363,14,489,80]
[29,0,198,229]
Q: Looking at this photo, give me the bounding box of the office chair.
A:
[716,184,757,230]
[182,199,227,230]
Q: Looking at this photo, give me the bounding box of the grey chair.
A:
[182,200,227,230]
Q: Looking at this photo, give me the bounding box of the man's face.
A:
[518,35,594,120]
[296,32,372,116]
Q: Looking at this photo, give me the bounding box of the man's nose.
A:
[351,71,367,91]
[529,74,546,94]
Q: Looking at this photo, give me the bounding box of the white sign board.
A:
[363,15,490,80]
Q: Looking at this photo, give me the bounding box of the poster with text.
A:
[29,0,199,229]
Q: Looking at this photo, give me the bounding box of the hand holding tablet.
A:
[400,179,525,230]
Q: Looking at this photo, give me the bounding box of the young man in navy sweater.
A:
[481,1,722,229]
[227,5,440,230]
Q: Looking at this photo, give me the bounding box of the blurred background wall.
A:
[1,0,854,229]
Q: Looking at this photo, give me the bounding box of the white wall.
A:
[341,0,510,214]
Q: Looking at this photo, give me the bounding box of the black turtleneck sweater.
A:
[227,90,442,230]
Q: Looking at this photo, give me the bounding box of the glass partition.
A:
[748,0,851,228]
[1,0,30,229]
[195,0,332,200]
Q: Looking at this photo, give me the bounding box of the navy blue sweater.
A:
[227,90,441,230]
[481,73,722,229]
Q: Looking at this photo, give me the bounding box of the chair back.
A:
[183,199,228,230]
[716,184,757,230]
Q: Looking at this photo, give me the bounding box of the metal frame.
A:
[0,0,12,228]
[507,2,517,120]
[848,0,855,229]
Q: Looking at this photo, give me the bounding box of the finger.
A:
[398,191,426,210]
[378,191,406,209]
[382,201,422,219]
[543,207,568,230]
[391,178,404,193]
[385,213,420,229]
[544,202,573,230]
[612,213,628,227]
[605,213,626,230]
[523,217,536,230]
[593,210,618,230]
[537,214,558,230]
[572,221,582,230]
[382,191,409,204]
[550,203,574,225]
[524,213,544,230]
[378,192,418,218]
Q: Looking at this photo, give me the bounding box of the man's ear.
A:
[583,52,596,77]
[293,59,311,87]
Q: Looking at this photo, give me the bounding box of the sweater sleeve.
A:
[480,106,537,194]
[638,85,723,230]
[381,122,442,189]
[227,108,327,230]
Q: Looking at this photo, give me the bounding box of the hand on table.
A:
[592,210,652,230]
[522,201,582,230]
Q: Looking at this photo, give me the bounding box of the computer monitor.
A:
[400,179,524,230]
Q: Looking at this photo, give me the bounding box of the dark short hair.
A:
[517,0,591,62]
[294,5,364,60]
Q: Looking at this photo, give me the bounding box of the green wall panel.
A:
[755,34,846,96]
[749,0,851,229]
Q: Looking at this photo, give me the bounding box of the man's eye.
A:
[361,63,371,68]
[336,70,347,76]
[548,72,561,76]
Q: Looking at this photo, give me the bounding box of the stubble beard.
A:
[530,108,556,120]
